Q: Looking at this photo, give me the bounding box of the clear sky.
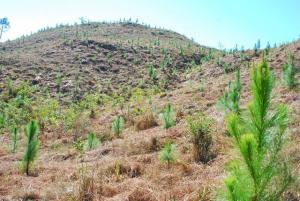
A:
[1,0,300,49]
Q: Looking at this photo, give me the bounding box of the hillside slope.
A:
[0,22,299,200]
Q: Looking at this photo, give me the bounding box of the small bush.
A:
[23,120,39,176]
[85,132,100,150]
[160,103,175,129]
[159,142,176,167]
[112,116,123,136]
[186,113,213,163]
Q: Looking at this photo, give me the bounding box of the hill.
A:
[0,22,299,200]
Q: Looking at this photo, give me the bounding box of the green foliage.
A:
[282,54,297,89]
[160,103,175,129]
[111,116,123,136]
[217,68,241,114]
[159,142,176,166]
[23,120,39,176]
[73,138,85,152]
[10,125,18,153]
[186,113,213,163]
[223,62,230,74]
[221,59,293,201]
[85,132,100,150]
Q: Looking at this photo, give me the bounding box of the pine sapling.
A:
[10,125,18,153]
[159,142,176,167]
[23,120,39,176]
[85,132,100,150]
[221,59,293,201]
[282,54,297,89]
[217,68,241,114]
[112,116,123,136]
[160,103,175,129]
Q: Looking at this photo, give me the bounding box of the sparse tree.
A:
[85,132,100,150]
[0,17,10,40]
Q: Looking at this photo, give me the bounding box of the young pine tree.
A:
[222,59,292,201]
[159,142,176,167]
[111,116,123,136]
[160,103,175,129]
[217,68,241,114]
[10,125,18,153]
[282,54,297,89]
[23,120,39,176]
[85,132,100,150]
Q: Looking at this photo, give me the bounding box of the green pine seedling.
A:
[23,120,39,176]
[221,58,293,201]
[217,68,241,114]
[161,103,175,129]
[282,54,297,89]
[112,116,123,136]
[159,142,176,167]
[85,132,100,150]
[10,125,18,153]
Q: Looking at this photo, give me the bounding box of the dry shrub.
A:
[176,107,184,122]
[107,161,143,179]
[128,188,157,201]
[101,184,118,197]
[77,174,95,201]
[72,113,90,141]
[149,137,160,152]
[135,112,158,131]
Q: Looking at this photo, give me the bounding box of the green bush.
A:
[217,68,241,114]
[159,142,176,167]
[221,59,292,201]
[160,103,175,129]
[111,116,123,136]
[282,54,297,89]
[186,113,213,163]
[23,120,39,176]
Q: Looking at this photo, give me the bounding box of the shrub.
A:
[282,54,297,89]
[111,116,123,136]
[73,138,85,152]
[160,103,175,129]
[135,110,158,131]
[23,120,39,176]
[186,113,213,163]
[159,142,176,167]
[217,68,241,114]
[85,132,100,150]
[221,59,293,200]
[10,125,18,153]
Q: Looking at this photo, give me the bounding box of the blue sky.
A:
[1,0,300,49]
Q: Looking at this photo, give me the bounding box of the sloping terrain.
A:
[0,22,299,200]
[0,22,210,103]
